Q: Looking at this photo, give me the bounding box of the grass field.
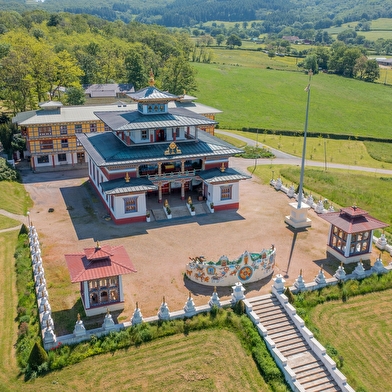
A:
[309,290,392,392]
[224,130,392,169]
[193,60,392,137]
[0,181,32,215]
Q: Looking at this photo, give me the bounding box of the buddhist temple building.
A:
[77,72,250,224]
[13,84,221,171]
[320,206,389,264]
[65,242,136,316]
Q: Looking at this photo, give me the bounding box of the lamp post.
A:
[297,70,312,209]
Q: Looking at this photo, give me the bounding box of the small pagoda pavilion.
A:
[320,206,389,264]
[65,242,136,316]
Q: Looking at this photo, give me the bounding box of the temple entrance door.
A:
[157,129,165,141]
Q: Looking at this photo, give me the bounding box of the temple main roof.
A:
[94,107,217,131]
[320,206,388,233]
[65,244,136,283]
[77,131,243,167]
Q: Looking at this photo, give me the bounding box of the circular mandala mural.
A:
[238,266,253,281]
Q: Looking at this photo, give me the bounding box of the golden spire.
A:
[163,296,166,304]
[96,241,100,249]
[299,269,302,276]
[77,313,80,321]
[125,172,130,183]
[149,69,155,86]
[214,286,217,293]
[136,301,139,309]
[220,162,226,173]
[188,291,192,299]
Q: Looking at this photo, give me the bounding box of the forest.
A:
[1,0,392,28]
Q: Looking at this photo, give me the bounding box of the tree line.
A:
[0,11,197,115]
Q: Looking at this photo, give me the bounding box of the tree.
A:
[160,55,197,95]
[125,48,149,90]
[216,34,225,46]
[65,86,86,105]
[226,34,242,49]
[303,54,318,74]
[363,59,380,82]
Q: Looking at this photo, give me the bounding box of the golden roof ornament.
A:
[96,241,100,249]
[149,69,155,86]
[220,162,226,173]
[77,313,81,321]
[125,172,130,183]
[164,142,182,155]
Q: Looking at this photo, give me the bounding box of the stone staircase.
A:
[247,295,341,392]
[151,203,210,221]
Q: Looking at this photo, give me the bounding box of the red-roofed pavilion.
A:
[320,206,388,264]
[65,242,136,316]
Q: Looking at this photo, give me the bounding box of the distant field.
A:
[194,60,392,138]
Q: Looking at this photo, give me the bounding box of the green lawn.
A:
[0,181,32,215]
[221,130,392,170]
[194,61,392,138]
[250,164,392,236]
[309,290,392,392]
[0,215,20,230]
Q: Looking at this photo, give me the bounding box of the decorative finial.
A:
[149,69,155,86]
[136,301,139,309]
[106,308,110,315]
[214,286,217,293]
[188,291,192,299]
[299,269,302,276]
[125,172,130,183]
[96,241,100,249]
[220,162,226,173]
[77,313,80,321]
[163,296,166,304]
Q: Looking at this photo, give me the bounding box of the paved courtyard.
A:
[20,157,367,321]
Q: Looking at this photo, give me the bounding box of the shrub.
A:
[28,342,48,371]
[233,300,245,315]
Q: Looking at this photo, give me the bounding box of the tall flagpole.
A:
[297,70,312,209]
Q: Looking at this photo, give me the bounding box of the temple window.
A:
[90,123,97,132]
[148,105,152,113]
[40,140,53,150]
[124,196,138,213]
[61,139,68,148]
[60,125,68,135]
[75,124,82,133]
[141,130,148,140]
[37,155,49,164]
[38,126,52,136]
[349,230,371,255]
[220,185,233,201]
[58,153,67,162]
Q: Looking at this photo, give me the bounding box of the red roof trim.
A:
[65,244,136,283]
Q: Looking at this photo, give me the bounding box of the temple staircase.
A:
[247,294,341,391]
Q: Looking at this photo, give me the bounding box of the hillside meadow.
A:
[193,59,392,138]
